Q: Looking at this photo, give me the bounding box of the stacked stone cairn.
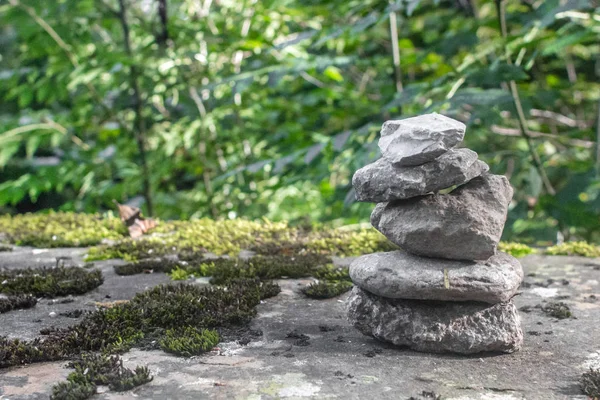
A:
[347,113,524,354]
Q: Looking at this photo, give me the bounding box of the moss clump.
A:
[0,267,103,298]
[0,244,12,252]
[542,302,572,319]
[167,254,331,285]
[0,336,65,367]
[50,353,152,400]
[114,257,183,276]
[305,228,397,257]
[301,281,353,299]
[0,212,126,248]
[51,381,96,400]
[546,241,600,257]
[1,279,279,369]
[160,327,219,357]
[313,264,351,282]
[0,294,37,313]
[580,368,600,399]
[169,266,190,281]
[498,242,535,258]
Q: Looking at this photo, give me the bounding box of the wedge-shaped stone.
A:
[349,251,523,303]
[378,113,465,166]
[346,287,523,354]
[353,148,488,203]
[372,174,513,260]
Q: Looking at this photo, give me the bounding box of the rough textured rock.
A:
[378,113,465,166]
[372,174,513,260]
[352,148,488,203]
[346,286,523,354]
[349,251,523,303]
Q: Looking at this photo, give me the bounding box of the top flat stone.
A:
[378,113,466,166]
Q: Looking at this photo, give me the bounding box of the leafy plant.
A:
[0,1,597,243]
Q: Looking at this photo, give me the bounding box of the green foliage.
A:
[0,1,597,242]
[580,368,600,399]
[498,242,536,258]
[0,266,103,297]
[546,241,600,257]
[0,294,37,313]
[0,278,279,369]
[301,281,353,299]
[160,327,220,357]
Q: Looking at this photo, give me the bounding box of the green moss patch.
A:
[0,212,126,248]
[581,368,600,399]
[541,302,572,319]
[0,267,103,298]
[85,219,394,261]
[114,257,183,276]
[160,327,220,357]
[50,353,152,400]
[498,242,536,258]
[301,281,353,299]
[546,241,600,257]
[0,294,37,313]
[1,278,279,369]
[165,254,331,284]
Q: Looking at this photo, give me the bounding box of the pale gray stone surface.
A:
[0,247,598,399]
[349,251,523,303]
[352,148,488,203]
[378,113,465,166]
[372,174,513,261]
[346,286,523,354]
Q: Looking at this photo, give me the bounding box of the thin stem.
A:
[495,0,555,195]
[388,9,403,93]
[157,0,169,46]
[117,0,154,215]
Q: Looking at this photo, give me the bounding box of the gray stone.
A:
[346,286,523,354]
[353,148,489,203]
[349,251,523,303]
[378,113,465,166]
[372,174,513,260]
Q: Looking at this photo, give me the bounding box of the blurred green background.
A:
[0,0,598,244]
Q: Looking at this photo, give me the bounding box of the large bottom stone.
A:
[349,251,523,303]
[346,287,523,354]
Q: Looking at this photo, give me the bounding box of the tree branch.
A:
[117,0,154,215]
[156,0,169,46]
[495,0,556,195]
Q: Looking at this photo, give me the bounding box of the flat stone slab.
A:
[0,248,599,399]
[352,148,488,203]
[347,286,523,354]
[349,250,523,303]
[372,174,513,260]
[378,113,465,166]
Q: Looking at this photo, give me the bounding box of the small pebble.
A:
[49,311,57,318]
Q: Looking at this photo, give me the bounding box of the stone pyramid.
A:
[347,113,524,354]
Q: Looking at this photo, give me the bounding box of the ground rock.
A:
[349,251,523,303]
[346,286,523,354]
[378,113,465,166]
[353,148,488,203]
[372,174,513,260]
